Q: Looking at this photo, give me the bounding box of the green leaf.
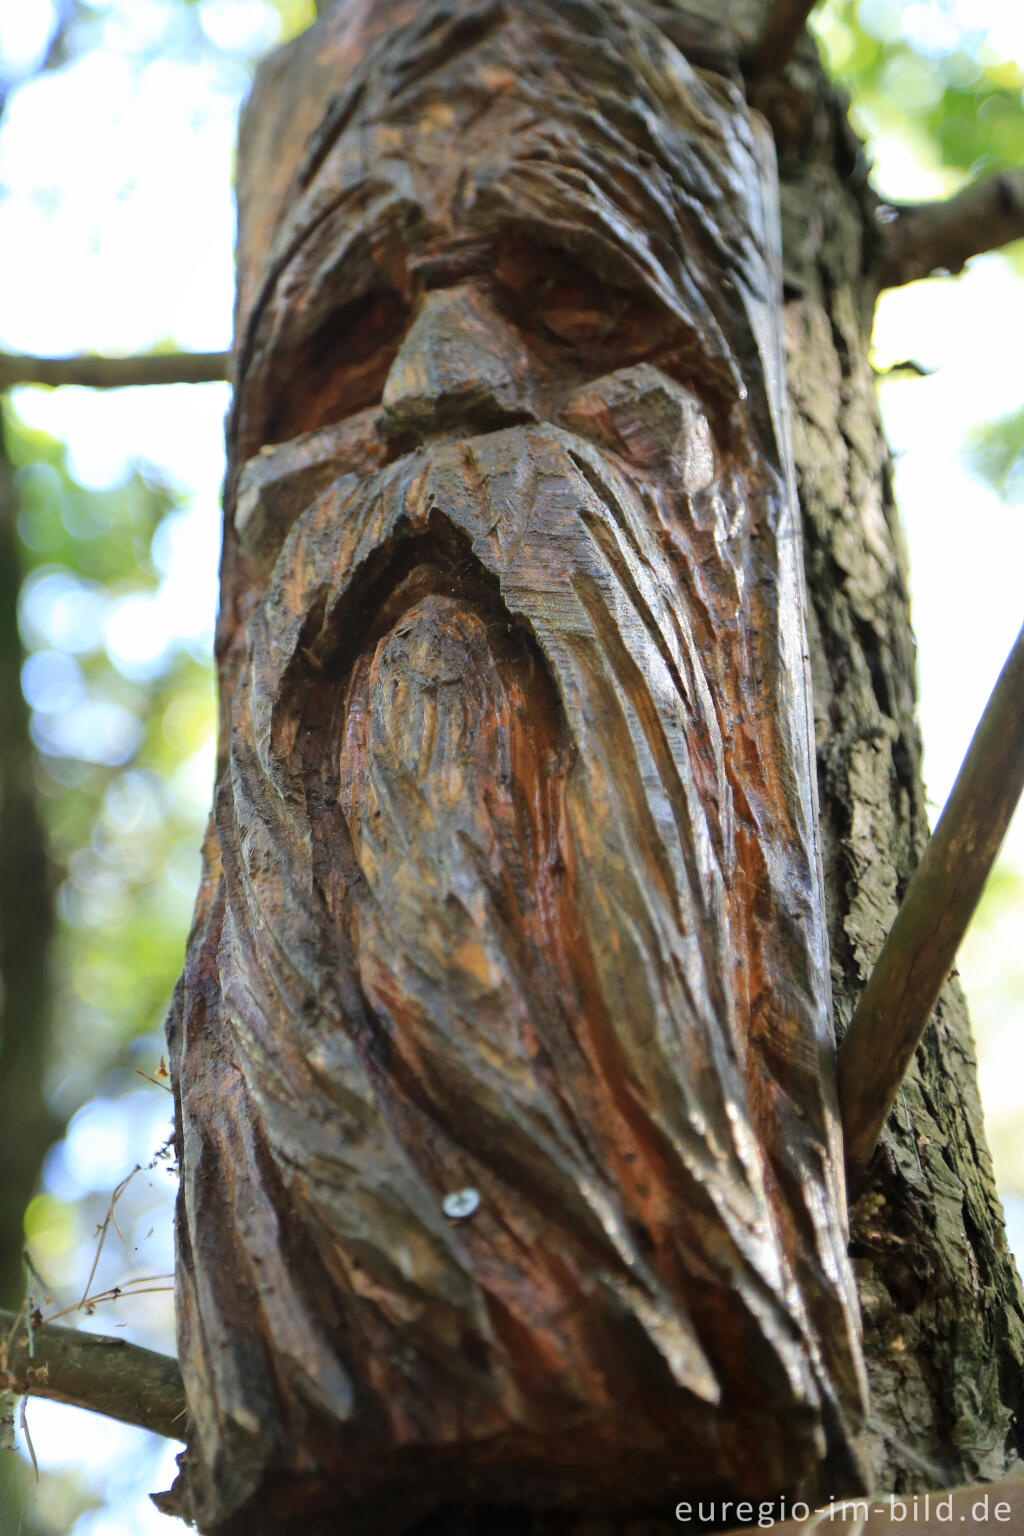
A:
[965,403,1024,505]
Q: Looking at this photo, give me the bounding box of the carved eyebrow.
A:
[408,241,495,289]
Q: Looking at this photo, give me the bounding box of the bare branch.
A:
[750,0,818,76]
[0,1307,186,1441]
[876,170,1024,289]
[839,619,1024,1186]
[74,1168,138,1314]
[19,1396,38,1482]
[0,350,229,392]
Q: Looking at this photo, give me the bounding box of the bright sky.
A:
[0,0,1022,1529]
[874,266,1024,837]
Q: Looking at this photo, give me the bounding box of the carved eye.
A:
[530,266,614,348]
[493,241,666,364]
[262,288,411,446]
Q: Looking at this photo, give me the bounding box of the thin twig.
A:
[876,169,1024,290]
[22,1252,50,1295]
[132,1061,173,1093]
[2,1301,27,1369]
[839,619,1024,1187]
[77,1167,138,1311]
[19,1396,38,1482]
[133,1069,173,1092]
[0,350,229,392]
[750,0,818,76]
[0,1306,186,1441]
[44,1277,175,1327]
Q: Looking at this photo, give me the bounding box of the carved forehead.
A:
[234,0,772,412]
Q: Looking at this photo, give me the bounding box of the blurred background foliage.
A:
[966,401,1024,503]
[0,0,1021,1531]
[814,0,1024,494]
[0,3,313,1531]
[819,0,1024,185]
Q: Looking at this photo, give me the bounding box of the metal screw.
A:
[442,1187,481,1221]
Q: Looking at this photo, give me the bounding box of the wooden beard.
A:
[166,2,868,1530]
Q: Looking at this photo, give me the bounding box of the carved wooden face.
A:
[170,3,868,1530]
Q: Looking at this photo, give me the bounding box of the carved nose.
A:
[380,283,535,438]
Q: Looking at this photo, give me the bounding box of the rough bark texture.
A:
[758,52,1024,1492]
[164,1,1024,1531]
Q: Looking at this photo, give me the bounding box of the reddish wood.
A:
[167,2,868,1530]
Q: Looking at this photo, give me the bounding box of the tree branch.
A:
[1,1308,186,1441]
[877,169,1024,289]
[750,0,818,76]
[838,619,1024,1186]
[0,351,229,391]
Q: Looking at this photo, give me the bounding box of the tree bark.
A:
[757,52,1024,1493]
[164,2,1024,1531]
[0,415,57,1314]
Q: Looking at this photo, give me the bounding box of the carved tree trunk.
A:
[165,3,1024,1532]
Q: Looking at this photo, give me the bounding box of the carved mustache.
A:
[234,287,718,575]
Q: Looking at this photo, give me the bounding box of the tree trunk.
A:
[164,2,1024,1531]
[759,58,1024,1495]
[0,417,56,1315]
[0,411,59,1536]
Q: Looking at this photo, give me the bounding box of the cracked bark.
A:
[162,2,1024,1531]
[764,57,1024,1493]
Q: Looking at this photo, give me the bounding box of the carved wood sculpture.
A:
[167,1,869,1529]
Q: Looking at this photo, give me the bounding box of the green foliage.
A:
[268,0,317,40]
[0,3,310,1530]
[814,1,1024,505]
[5,402,213,1098]
[0,392,211,1532]
[813,0,1024,191]
[965,402,1024,504]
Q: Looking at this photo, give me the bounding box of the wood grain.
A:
[167,2,868,1529]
